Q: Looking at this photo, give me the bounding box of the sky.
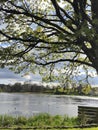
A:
[0,68,41,85]
[0,67,98,85]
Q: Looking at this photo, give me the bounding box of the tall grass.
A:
[0,113,79,127]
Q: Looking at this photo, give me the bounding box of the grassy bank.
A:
[0,113,98,130]
[0,113,78,127]
[1,127,98,130]
[0,127,98,130]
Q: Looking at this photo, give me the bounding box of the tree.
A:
[0,0,98,82]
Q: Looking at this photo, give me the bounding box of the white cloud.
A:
[0,68,42,84]
[23,74,31,80]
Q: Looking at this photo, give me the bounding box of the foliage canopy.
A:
[0,0,98,83]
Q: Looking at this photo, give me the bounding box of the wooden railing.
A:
[78,106,98,125]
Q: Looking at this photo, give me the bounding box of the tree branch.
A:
[51,0,75,32]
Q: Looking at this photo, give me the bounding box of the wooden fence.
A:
[78,106,98,124]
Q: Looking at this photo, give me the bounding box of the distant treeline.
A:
[0,82,58,93]
[0,82,98,96]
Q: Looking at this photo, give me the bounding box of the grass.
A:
[0,113,98,130]
[67,128,98,130]
[0,113,79,127]
[0,127,98,130]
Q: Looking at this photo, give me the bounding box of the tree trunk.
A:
[93,48,98,73]
[91,0,98,72]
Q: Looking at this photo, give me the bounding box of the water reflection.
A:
[0,93,98,117]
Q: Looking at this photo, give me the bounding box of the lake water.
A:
[0,93,98,117]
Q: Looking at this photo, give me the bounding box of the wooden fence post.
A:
[78,106,98,125]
